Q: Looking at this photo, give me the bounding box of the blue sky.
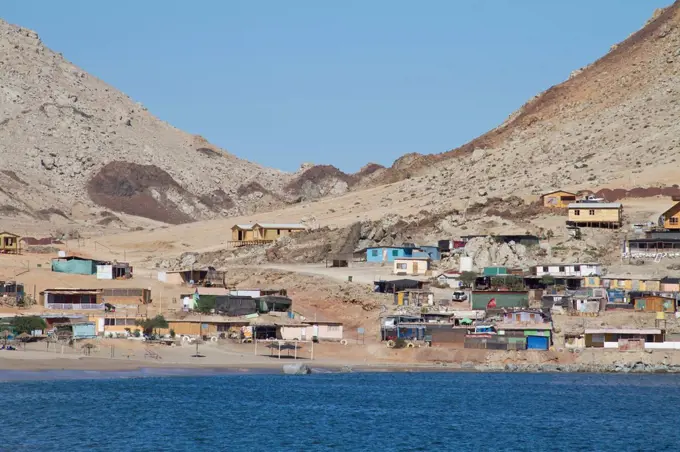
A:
[2,0,670,172]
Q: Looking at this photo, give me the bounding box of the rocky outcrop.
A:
[0,19,292,223]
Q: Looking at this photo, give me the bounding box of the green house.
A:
[471,291,529,310]
[483,266,508,277]
[51,256,107,275]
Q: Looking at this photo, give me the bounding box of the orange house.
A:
[541,191,577,209]
[659,201,680,230]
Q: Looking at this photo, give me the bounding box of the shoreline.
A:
[2,355,680,380]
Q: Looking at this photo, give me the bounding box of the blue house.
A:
[413,246,441,261]
[366,247,414,263]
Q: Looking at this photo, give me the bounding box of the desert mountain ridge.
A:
[2,2,680,234]
[0,18,384,228]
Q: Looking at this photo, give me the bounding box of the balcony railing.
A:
[47,303,105,310]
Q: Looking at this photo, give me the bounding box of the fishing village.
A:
[3,192,680,373]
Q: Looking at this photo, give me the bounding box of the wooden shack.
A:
[0,232,20,254]
[541,191,577,208]
[659,200,680,230]
[567,203,622,228]
[229,223,306,247]
[633,295,676,313]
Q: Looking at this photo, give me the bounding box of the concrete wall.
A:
[278,325,308,340]
[316,324,343,341]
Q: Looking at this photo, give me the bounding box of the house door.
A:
[412,262,419,274]
[238,230,243,240]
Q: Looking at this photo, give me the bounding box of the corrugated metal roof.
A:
[233,224,254,230]
[602,275,662,281]
[254,223,306,229]
[585,328,661,335]
[568,203,622,209]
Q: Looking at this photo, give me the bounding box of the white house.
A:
[435,271,463,288]
[394,257,431,276]
[535,263,602,278]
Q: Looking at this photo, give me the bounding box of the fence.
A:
[464,335,526,351]
[46,303,104,310]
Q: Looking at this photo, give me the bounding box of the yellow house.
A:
[230,223,306,246]
[567,203,622,228]
[601,275,662,292]
[659,201,680,230]
[0,231,20,254]
[252,223,306,240]
[231,224,255,241]
[541,191,577,208]
[393,257,431,276]
[582,276,601,288]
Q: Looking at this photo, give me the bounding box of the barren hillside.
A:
[0,19,381,227]
[367,3,680,198]
[3,3,679,237]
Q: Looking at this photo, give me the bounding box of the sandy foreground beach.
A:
[0,339,429,374]
[3,339,680,377]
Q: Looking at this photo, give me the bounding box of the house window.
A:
[542,266,548,272]
[392,250,399,257]
[574,265,581,272]
[327,325,340,332]
[371,250,378,257]
[589,209,595,215]
[559,266,565,272]
[396,263,407,270]
[277,229,281,235]
[574,210,580,216]
[671,218,679,225]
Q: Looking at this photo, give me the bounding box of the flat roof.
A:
[255,223,306,229]
[629,238,680,243]
[42,288,102,293]
[367,246,415,250]
[394,256,431,261]
[585,328,662,335]
[536,263,601,266]
[568,203,622,209]
[496,324,552,331]
[602,275,662,281]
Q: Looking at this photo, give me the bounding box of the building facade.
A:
[366,246,414,263]
[541,191,577,208]
[535,263,602,278]
[567,202,623,228]
[393,257,431,275]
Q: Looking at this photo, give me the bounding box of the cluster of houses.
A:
[1,226,344,344]
[377,259,680,352]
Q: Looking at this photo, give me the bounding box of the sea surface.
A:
[1,370,679,451]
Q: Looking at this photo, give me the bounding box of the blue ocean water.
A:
[1,370,679,451]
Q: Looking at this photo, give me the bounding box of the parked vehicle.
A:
[452,291,468,302]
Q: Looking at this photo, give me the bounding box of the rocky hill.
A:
[3,3,680,229]
[364,3,680,201]
[0,19,379,226]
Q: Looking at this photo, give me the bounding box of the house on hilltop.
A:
[541,190,577,208]
[567,202,622,229]
[0,232,20,254]
[229,223,306,247]
[658,199,680,230]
